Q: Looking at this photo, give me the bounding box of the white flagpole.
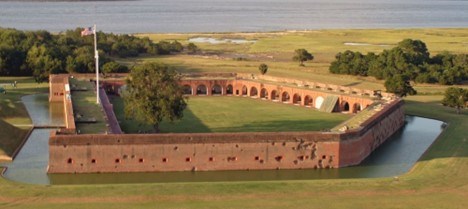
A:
[94,24,100,104]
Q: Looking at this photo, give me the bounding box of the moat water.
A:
[1,0,467,33]
[1,94,444,185]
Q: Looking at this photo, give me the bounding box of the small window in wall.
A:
[254,156,260,161]
[162,158,168,163]
[60,93,64,96]
[275,156,283,162]
[186,157,191,162]
[228,157,238,161]
[115,158,121,163]
[91,159,97,164]
[139,158,144,163]
[67,158,73,164]
[209,157,215,162]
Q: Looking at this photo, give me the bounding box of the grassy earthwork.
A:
[0,28,467,208]
[110,96,350,133]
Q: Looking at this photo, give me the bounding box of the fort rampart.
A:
[47,73,404,173]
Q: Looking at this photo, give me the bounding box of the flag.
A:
[81,27,94,36]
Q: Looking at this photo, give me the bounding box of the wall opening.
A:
[162,158,168,163]
[354,103,362,113]
[293,93,301,105]
[260,88,268,99]
[183,85,192,95]
[211,84,222,95]
[186,157,191,162]
[139,158,144,163]
[304,95,313,107]
[271,90,279,101]
[115,158,121,163]
[250,87,258,97]
[281,91,290,103]
[209,157,214,162]
[342,101,350,112]
[196,84,208,95]
[226,85,233,95]
[315,96,324,109]
[67,158,73,164]
[242,85,248,96]
[91,159,97,164]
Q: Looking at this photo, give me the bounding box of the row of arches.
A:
[182,84,365,113]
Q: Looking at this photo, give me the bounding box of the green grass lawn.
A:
[110,96,350,133]
[69,78,107,134]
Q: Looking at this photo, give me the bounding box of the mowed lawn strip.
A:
[111,96,350,133]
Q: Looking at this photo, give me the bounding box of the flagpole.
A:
[94,24,100,104]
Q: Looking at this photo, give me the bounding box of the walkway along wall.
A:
[48,99,404,173]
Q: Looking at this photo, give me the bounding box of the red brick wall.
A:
[48,100,404,173]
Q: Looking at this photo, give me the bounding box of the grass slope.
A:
[0,119,29,161]
[111,96,350,133]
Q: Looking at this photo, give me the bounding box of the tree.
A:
[258,63,268,75]
[187,43,199,54]
[442,87,468,114]
[101,61,129,75]
[293,49,314,66]
[384,74,417,97]
[123,62,187,132]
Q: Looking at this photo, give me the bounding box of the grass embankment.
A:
[69,78,107,134]
[110,96,350,133]
[0,77,47,162]
[0,96,466,209]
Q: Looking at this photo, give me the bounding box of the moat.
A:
[0,94,444,185]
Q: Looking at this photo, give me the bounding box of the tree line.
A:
[329,39,467,95]
[0,28,191,82]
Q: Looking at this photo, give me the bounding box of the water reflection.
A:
[2,94,444,185]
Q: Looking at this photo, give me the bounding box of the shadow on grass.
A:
[209,119,342,133]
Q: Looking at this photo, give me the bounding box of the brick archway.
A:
[281,91,290,103]
[183,85,192,95]
[341,101,350,112]
[353,103,362,113]
[271,90,279,101]
[260,88,268,99]
[212,84,222,95]
[242,85,248,96]
[293,93,301,105]
[250,87,258,97]
[196,84,207,95]
[226,85,233,95]
[304,95,313,107]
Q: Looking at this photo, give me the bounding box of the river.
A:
[0,0,467,33]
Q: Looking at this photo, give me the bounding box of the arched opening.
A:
[242,85,248,96]
[315,96,324,109]
[271,90,279,101]
[293,94,301,105]
[250,87,258,97]
[260,88,268,99]
[342,101,350,112]
[354,103,362,113]
[182,85,192,95]
[281,91,290,103]
[211,84,222,95]
[226,85,233,95]
[196,84,207,95]
[304,95,313,107]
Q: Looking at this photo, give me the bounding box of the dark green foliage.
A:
[123,62,187,132]
[384,74,417,97]
[102,61,129,74]
[442,87,468,114]
[329,50,375,76]
[0,27,190,82]
[258,63,268,75]
[329,39,467,85]
[293,49,314,66]
[187,43,199,54]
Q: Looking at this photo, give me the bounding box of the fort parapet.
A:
[47,73,404,173]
